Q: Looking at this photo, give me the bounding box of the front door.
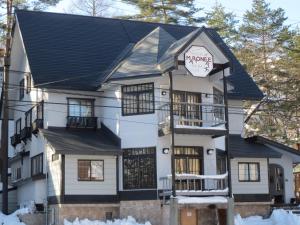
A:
[269,164,285,204]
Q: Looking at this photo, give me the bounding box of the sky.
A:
[48,0,300,28]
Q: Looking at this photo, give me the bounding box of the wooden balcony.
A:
[66,116,97,129]
[10,134,21,147]
[32,119,44,134]
[20,127,32,141]
[160,173,228,197]
[158,102,227,136]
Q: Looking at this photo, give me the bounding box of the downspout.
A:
[169,72,176,197]
[45,143,49,225]
[222,69,232,197]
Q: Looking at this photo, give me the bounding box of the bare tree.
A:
[69,0,111,17]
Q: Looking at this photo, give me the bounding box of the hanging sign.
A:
[184,46,213,77]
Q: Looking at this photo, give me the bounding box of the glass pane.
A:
[175,158,187,174]
[239,163,249,181]
[69,99,81,117]
[80,100,93,117]
[78,161,90,181]
[91,161,103,181]
[249,163,259,181]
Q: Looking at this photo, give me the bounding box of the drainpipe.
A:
[169,72,176,198]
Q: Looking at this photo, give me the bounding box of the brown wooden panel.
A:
[181,208,197,225]
[218,209,227,225]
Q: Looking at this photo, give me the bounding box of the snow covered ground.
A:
[0,207,31,225]
[64,216,151,225]
[235,209,300,225]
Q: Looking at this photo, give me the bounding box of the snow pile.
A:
[64,216,151,225]
[177,196,228,204]
[235,209,300,225]
[0,207,32,225]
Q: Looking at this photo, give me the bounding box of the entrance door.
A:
[269,164,285,204]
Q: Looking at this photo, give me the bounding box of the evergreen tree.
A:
[120,0,204,25]
[239,0,299,145]
[206,2,239,46]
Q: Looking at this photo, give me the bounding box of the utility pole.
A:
[1,0,13,214]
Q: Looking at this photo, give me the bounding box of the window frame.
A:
[238,162,260,182]
[36,102,44,120]
[123,147,157,190]
[121,82,155,116]
[19,79,25,100]
[26,75,31,94]
[15,118,21,135]
[67,98,95,117]
[77,159,104,182]
[31,153,44,177]
[25,109,32,128]
[213,87,224,121]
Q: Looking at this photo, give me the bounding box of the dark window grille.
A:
[19,79,25,100]
[238,162,260,182]
[31,154,43,177]
[121,83,155,116]
[78,160,104,181]
[123,147,156,189]
[173,91,202,126]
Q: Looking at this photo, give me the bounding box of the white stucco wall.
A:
[231,157,269,194]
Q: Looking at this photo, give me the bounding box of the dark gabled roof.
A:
[15,10,263,100]
[229,134,282,158]
[41,127,121,155]
[248,136,300,157]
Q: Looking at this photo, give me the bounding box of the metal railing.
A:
[10,134,21,147]
[20,127,32,140]
[160,173,228,196]
[66,116,98,129]
[158,102,226,130]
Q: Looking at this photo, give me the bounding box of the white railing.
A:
[160,173,228,196]
[158,102,226,132]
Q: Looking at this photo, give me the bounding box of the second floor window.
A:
[26,75,31,94]
[19,79,25,100]
[121,83,154,116]
[16,118,21,135]
[25,109,32,128]
[31,153,43,177]
[68,98,94,117]
[36,102,43,120]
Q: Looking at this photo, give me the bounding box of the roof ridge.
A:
[16,9,198,29]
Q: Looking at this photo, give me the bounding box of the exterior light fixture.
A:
[161,90,167,96]
[162,148,170,154]
[207,149,214,155]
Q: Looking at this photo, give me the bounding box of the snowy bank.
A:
[0,207,32,225]
[64,216,151,225]
[235,209,300,225]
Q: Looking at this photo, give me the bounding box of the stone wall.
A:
[19,213,46,225]
[49,204,120,225]
[234,203,271,218]
[120,200,162,225]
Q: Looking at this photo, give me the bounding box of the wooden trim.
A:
[119,190,158,201]
[234,194,271,202]
[77,159,104,181]
[48,195,119,204]
[61,154,65,204]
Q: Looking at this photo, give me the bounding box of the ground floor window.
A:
[123,147,156,189]
[78,160,104,181]
[31,153,43,177]
[238,162,260,182]
[174,146,203,174]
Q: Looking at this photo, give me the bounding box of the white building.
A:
[7,10,300,225]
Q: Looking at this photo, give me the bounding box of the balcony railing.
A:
[158,102,226,134]
[160,173,228,197]
[20,127,32,141]
[66,116,97,129]
[10,134,21,147]
[32,119,44,134]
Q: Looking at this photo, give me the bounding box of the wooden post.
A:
[1,0,13,214]
[169,72,176,197]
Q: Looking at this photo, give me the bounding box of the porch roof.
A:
[228,134,282,158]
[41,127,121,155]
